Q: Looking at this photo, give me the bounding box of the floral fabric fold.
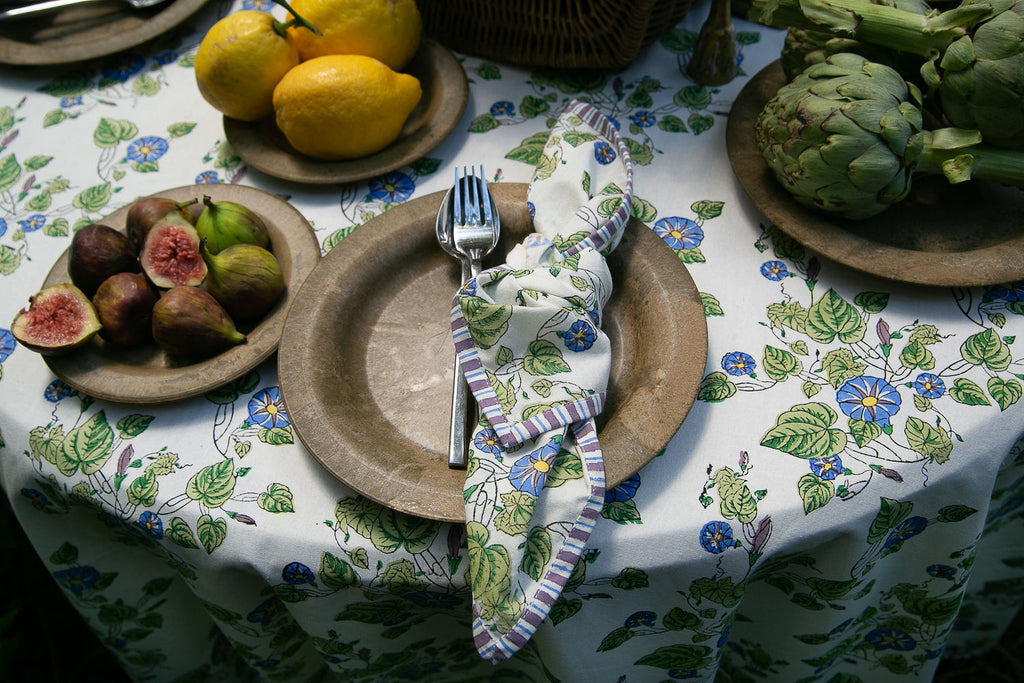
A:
[448,100,634,662]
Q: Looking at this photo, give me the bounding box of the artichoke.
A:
[750,0,1024,148]
[755,52,1024,219]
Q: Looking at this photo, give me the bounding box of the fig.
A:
[202,242,285,321]
[195,195,270,255]
[11,283,101,356]
[92,272,160,346]
[140,212,208,289]
[67,223,139,297]
[126,196,196,251]
[152,286,246,357]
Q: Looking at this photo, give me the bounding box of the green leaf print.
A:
[72,182,112,213]
[701,292,724,317]
[334,600,407,625]
[949,377,991,406]
[319,552,360,590]
[635,644,714,671]
[166,517,199,549]
[657,114,688,132]
[167,122,195,137]
[675,85,712,109]
[28,424,64,465]
[519,95,549,118]
[0,154,21,193]
[760,403,847,459]
[381,558,427,594]
[37,74,92,97]
[545,449,582,487]
[663,608,701,630]
[961,328,1012,371]
[58,410,114,476]
[475,62,501,79]
[899,341,935,370]
[988,376,1022,411]
[116,414,153,438]
[763,345,801,381]
[197,514,227,554]
[806,577,857,601]
[597,626,634,652]
[0,244,20,275]
[806,289,866,344]
[371,509,439,554]
[854,291,889,313]
[691,200,724,220]
[465,522,511,615]
[43,110,67,128]
[93,118,138,148]
[126,470,158,507]
[521,526,553,581]
[505,131,548,164]
[335,496,382,538]
[461,297,512,349]
[849,418,883,447]
[494,491,536,536]
[523,339,570,376]
[563,131,597,147]
[690,575,745,607]
[904,417,953,463]
[258,483,294,513]
[767,301,808,333]
[550,597,582,625]
[622,138,653,165]
[797,473,834,514]
[937,504,978,522]
[698,371,736,402]
[688,114,715,135]
[185,459,236,508]
[710,467,757,524]
[630,196,658,222]
[867,498,914,544]
[611,567,649,590]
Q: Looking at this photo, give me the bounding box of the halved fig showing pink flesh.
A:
[11,283,101,356]
[140,213,208,289]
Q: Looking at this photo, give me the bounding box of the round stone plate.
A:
[225,39,468,185]
[40,184,320,403]
[728,60,1024,287]
[278,183,709,523]
[0,0,209,66]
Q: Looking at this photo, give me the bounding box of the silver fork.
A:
[0,0,168,21]
[435,165,501,468]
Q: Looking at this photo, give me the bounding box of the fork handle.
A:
[448,259,474,469]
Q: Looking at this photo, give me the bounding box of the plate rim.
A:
[40,183,321,404]
[727,60,1024,287]
[0,0,210,66]
[278,182,708,522]
[224,38,469,185]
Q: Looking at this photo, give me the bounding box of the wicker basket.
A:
[418,0,698,70]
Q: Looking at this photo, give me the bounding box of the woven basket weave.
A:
[418,0,697,70]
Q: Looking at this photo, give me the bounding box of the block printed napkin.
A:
[449,100,634,662]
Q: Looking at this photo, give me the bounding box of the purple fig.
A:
[201,242,284,321]
[152,286,246,357]
[11,283,101,356]
[126,196,197,251]
[140,213,208,289]
[196,195,270,254]
[92,272,159,346]
[67,223,139,297]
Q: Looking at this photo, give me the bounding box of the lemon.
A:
[273,54,422,160]
[286,0,422,70]
[195,11,301,122]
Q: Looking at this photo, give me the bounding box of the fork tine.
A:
[465,165,479,224]
[478,165,494,227]
[452,166,463,225]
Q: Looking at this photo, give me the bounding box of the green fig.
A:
[68,223,139,297]
[202,241,285,321]
[195,195,270,255]
[152,286,246,357]
[11,283,101,356]
[92,272,159,346]
[140,212,208,289]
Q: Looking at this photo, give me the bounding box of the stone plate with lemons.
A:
[195,0,467,184]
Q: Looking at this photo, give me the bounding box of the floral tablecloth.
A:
[1,1,1023,681]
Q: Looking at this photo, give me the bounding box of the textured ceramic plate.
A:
[278,183,708,522]
[224,39,468,185]
[728,61,1024,287]
[40,184,320,404]
[0,0,208,66]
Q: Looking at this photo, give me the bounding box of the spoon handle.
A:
[0,0,105,21]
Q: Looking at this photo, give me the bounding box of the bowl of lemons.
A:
[194,0,468,184]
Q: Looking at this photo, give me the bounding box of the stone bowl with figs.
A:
[10,185,321,403]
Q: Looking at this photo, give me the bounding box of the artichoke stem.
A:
[748,0,987,57]
[917,143,1024,188]
[688,0,738,86]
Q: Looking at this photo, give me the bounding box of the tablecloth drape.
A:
[1,1,1023,681]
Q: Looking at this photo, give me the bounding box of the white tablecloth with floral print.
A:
[1,2,1023,681]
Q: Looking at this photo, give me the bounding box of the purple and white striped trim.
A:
[472,419,606,663]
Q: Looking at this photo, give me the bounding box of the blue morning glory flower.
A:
[722,351,755,376]
[136,511,163,539]
[19,214,45,232]
[102,55,145,82]
[760,260,789,281]
[53,565,100,595]
[594,141,616,165]
[0,329,15,362]
[368,171,415,203]
[473,428,502,456]
[605,473,640,502]
[60,96,82,108]
[490,101,515,116]
[837,376,902,427]
[865,628,916,651]
[913,373,945,399]
[624,610,656,628]
[282,561,316,585]
[126,136,169,163]
[810,455,843,481]
[195,170,219,184]
[508,440,560,496]
[44,379,74,402]
[563,319,597,352]
[653,216,703,250]
[699,520,735,554]
[883,516,927,549]
[248,387,290,429]
[630,111,656,127]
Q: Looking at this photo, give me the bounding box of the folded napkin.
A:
[449,100,634,662]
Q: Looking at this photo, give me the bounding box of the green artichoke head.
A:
[936,0,1024,148]
[755,52,926,219]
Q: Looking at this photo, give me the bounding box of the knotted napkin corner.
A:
[448,100,634,663]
